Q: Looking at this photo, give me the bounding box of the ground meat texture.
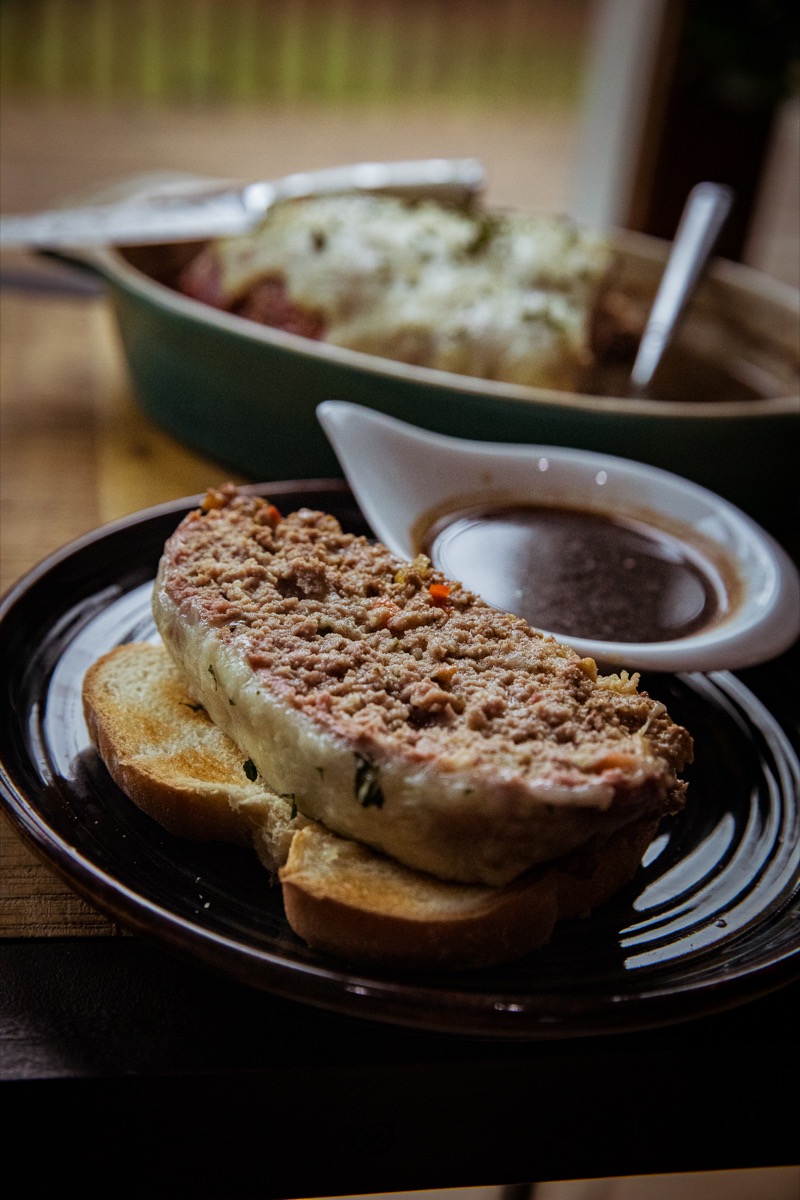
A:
[152,486,693,884]
[180,257,326,339]
[233,276,326,339]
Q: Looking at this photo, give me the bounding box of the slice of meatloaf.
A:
[152,485,692,885]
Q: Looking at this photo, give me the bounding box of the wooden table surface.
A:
[0,268,251,936]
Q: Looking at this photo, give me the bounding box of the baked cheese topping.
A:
[152,487,692,884]
[179,194,613,391]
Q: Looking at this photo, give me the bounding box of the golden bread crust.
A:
[82,641,667,970]
[280,816,659,970]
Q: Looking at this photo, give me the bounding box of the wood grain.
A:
[0,285,243,937]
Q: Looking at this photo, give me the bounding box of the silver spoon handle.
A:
[629,181,734,393]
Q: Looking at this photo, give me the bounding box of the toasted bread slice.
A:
[82,641,662,970]
[280,815,658,970]
[82,640,303,865]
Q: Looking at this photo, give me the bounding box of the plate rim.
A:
[1,481,799,1040]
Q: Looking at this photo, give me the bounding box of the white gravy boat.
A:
[317,400,800,673]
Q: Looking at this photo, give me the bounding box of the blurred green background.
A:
[0,0,590,110]
[1,0,796,285]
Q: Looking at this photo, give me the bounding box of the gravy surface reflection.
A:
[424,504,726,644]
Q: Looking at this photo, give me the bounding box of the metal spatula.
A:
[0,157,485,249]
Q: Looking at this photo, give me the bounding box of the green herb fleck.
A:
[463,213,500,256]
[279,793,300,820]
[243,758,258,781]
[355,754,384,808]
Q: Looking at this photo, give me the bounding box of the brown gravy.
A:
[422,504,727,644]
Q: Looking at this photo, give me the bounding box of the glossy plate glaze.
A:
[1,483,798,1040]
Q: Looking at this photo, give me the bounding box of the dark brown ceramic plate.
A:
[1,482,798,1039]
